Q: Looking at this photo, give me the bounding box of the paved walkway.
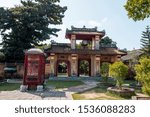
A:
[0,80,98,100]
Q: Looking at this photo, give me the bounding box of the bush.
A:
[109,61,128,89]
[100,62,110,83]
[134,57,150,96]
[126,68,136,80]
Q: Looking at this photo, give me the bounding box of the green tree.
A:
[124,0,150,21]
[109,61,128,89]
[141,26,150,57]
[100,62,110,83]
[0,0,67,61]
[134,57,150,96]
[100,36,112,45]
[100,36,117,47]
[79,60,89,76]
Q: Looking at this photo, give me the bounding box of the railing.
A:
[76,46,92,50]
[76,43,92,49]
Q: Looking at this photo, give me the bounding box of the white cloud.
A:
[88,20,102,27]
[0,0,21,8]
[43,24,69,44]
[101,17,108,23]
[77,17,109,29]
[54,24,70,43]
[78,20,87,25]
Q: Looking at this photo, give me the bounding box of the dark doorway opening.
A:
[57,61,70,77]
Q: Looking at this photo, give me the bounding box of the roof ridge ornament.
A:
[70,25,99,32]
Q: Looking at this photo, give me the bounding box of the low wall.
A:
[0,63,5,79]
[0,63,51,79]
[0,62,24,79]
[45,63,51,78]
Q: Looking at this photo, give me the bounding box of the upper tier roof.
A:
[65,26,105,40]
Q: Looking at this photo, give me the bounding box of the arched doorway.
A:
[78,59,91,77]
[56,60,70,77]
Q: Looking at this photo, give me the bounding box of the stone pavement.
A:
[64,80,99,93]
[0,80,98,100]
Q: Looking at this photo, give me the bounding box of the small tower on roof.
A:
[65,26,105,50]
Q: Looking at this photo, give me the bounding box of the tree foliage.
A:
[100,36,112,45]
[141,26,150,57]
[0,0,67,61]
[134,57,150,95]
[100,62,110,82]
[109,61,128,89]
[124,0,150,21]
[100,36,117,48]
[58,62,67,73]
[79,60,89,76]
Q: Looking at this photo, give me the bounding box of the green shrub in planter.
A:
[109,61,128,89]
[134,57,150,96]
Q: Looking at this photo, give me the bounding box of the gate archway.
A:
[56,60,71,77]
[78,59,91,77]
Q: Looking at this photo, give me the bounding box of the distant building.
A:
[121,49,144,79]
[121,49,143,66]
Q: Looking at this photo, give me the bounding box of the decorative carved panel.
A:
[78,54,90,59]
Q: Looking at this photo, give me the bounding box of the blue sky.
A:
[0,0,149,50]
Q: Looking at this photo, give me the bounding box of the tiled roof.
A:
[66,26,105,36]
[45,44,126,55]
[121,49,143,61]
